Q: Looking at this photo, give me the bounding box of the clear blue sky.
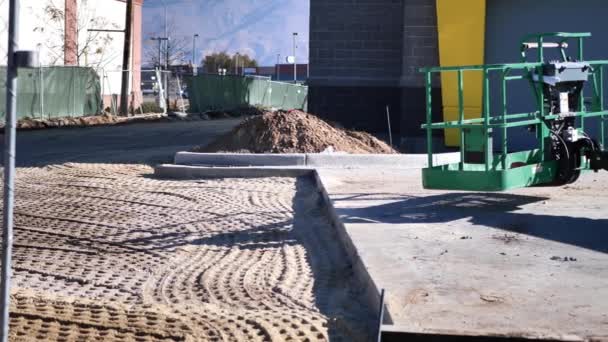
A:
[143,0,310,66]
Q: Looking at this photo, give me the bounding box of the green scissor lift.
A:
[421,32,608,191]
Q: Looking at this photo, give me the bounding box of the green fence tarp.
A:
[187,74,308,112]
[0,66,102,120]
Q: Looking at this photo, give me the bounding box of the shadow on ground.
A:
[337,192,608,254]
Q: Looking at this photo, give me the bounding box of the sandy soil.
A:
[5,164,374,341]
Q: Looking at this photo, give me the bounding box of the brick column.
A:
[64,0,78,65]
[131,0,144,110]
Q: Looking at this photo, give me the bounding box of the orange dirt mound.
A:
[197,110,397,154]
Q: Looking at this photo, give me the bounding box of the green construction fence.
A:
[0,66,102,121]
[187,74,308,112]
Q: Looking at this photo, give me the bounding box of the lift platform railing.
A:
[420,33,608,191]
[422,62,608,170]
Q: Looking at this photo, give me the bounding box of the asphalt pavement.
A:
[0,118,242,167]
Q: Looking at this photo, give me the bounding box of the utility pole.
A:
[276,54,280,80]
[150,37,168,67]
[156,39,162,67]
[292,32,298,83]
[120,0,133,116]
[164,37,170,110]
[150,37,168,112]
[235,53,239,75]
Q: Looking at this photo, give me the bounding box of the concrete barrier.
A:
[174,152,460,169]
[155,164,312,179]
[175,152,306,167]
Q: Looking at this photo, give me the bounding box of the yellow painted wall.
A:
[436,0,486,146]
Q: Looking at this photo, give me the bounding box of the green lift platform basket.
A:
[421,32,608,191]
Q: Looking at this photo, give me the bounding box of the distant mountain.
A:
[142,0,309,66]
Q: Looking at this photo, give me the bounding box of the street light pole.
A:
[192,34,199,75]
[192,34,199,65]
[292,32,298,83]
[276,54,280,81]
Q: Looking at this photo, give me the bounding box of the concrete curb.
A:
[152,163,385,325]
[154,164,313,179]
[175,152,460,169]
[311,171,388,324]
[175,152,306,167]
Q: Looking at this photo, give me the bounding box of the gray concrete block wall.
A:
[400,0,441,144]
[400,0,439,88]
[309,0,442,142]
[309,0,404,86]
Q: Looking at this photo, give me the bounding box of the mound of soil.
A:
[197,110,397,154]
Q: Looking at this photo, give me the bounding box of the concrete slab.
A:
[157,155,608,340]
[306,154,420,169]
[317,168,608,340]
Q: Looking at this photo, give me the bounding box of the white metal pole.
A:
[192,34,198,66]
[1,0,20,339]
[293,32,297,83]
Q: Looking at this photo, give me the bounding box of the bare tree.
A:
[202,52,258,74]
[143,20,190,67]
[32,0,121,69]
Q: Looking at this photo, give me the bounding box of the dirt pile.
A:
[197,110,397,154]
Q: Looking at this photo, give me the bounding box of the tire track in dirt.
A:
[5,164,373,341]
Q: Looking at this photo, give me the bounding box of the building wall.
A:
[308,0,404,133]
[309,0,608,150]
[400,0,442,148]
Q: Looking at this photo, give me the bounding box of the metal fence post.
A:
[39,65,43,118]
[1,0,20,340]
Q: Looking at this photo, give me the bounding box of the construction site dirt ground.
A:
[5,164,374,341]
[0,119,376,341]
[317,169,608,340]
[1,119,608,340]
